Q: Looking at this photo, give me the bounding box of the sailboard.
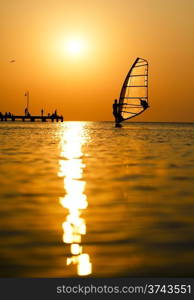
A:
[118,57,148,123]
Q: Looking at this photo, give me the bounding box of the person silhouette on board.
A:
[113,99,118,119]
[113,99,124,126]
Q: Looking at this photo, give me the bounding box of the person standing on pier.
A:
[25,107,28,117]
[41,109,44,117]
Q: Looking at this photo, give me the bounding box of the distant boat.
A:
[115,57,149,127]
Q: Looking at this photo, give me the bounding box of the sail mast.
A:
[119,57,139,109]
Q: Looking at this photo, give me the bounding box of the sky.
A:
[0,0,194,121]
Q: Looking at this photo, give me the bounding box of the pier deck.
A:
[0,115,64,122]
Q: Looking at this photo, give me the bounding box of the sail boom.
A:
[123,104,142,107]
[123,110,146,121]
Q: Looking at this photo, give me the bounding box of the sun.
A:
[66,37,86,56]
[55,35,89,61]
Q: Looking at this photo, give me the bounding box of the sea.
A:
[0,121,194,277]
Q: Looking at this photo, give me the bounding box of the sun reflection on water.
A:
[58,122,92,276]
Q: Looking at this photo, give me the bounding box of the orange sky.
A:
[0,0,194,121]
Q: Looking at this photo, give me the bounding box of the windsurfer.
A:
[113,99,118,119]
[113,99,124,124]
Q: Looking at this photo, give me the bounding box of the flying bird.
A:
[10,60,16,63]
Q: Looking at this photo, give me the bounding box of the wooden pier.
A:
[0,115,63,122]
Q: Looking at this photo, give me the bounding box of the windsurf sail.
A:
[118,57,148,122]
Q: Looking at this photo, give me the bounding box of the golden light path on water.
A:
[58,122,92,276]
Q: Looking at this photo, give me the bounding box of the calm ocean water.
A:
[0,121,194,277]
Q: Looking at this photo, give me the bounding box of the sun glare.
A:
[66,38,86,56]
